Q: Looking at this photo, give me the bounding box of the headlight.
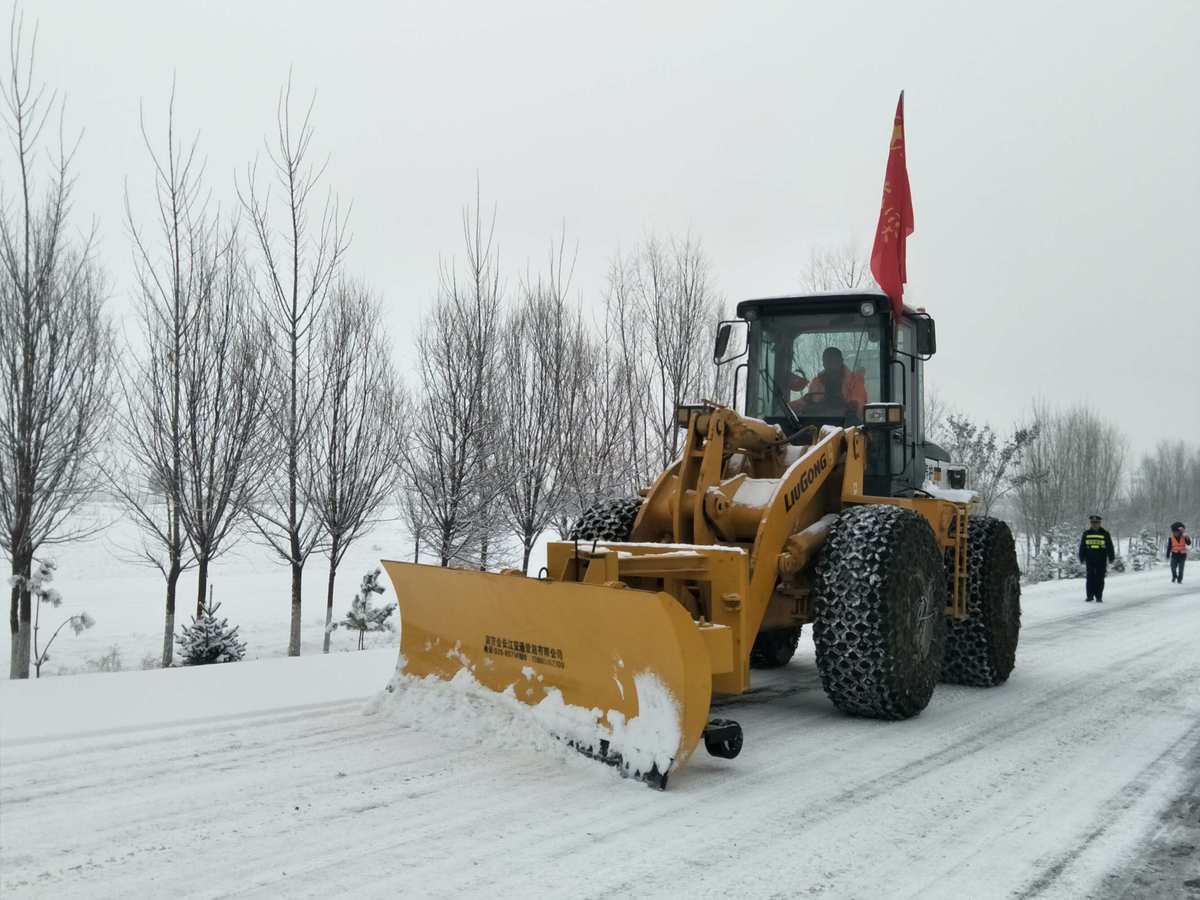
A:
[863,403,904,426]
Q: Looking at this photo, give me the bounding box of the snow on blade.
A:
[364,658,683,782]
[363,661,578,763]
[530,671,682,777]
[602,672,683,776]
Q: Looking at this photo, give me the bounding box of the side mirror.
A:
[713,320,748,365]
[714,324,731,360]
[913,315,936,357]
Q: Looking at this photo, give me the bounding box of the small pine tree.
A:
[176,597,247,665]
[1031,524,1085,581]
[1025,542,1058,583]
[1129,529,1159,572]
[332,568,396,650]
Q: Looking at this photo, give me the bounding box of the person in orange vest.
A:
[1167,522,1191,583]
[1078,514,1115,602]
[789,347,868,417]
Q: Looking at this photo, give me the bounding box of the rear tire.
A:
[750,627,801,669]
[941,516,1021,686]
[812,504,948,720]
[568,497,643,543]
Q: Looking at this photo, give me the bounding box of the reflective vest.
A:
[1170,534,1189,554]
[794,369,868,414]
[1084,533,1107,551]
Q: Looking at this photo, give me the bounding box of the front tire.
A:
[812,504,948,720]
[568,497,643,543]
[750,627,801,669]
[941,516,1021,686]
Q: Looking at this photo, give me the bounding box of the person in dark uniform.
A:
[1167,522,1191,583]
[1078,514,1116,602]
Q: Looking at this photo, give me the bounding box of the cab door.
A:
[890,320,925,492]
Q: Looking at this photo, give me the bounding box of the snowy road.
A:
[2,571,1198,899]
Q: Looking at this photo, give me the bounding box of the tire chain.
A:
[812,504,949,720]
[750,627,801,669]
[568,497,644,543]
[941,516,1022,686]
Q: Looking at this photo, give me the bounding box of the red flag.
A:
[870,92,914,316]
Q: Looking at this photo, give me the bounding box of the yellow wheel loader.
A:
[383,291,1021,788]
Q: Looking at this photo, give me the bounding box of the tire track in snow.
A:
[1013,721,1200,899]
[510,584,1200,897]
[409,600,1198,898]
[1098,737,1200,899]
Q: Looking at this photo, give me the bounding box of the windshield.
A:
[746,311,883,425]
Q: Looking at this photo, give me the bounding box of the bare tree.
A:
[239,77,348,656]
[407,192,502,568]
[636,234,723,471]
[0,11,114,678]
[600,234,724,493]
[176,234,270,617]
[308,280,404,652]
[552,307,629,535]
[1048,405,1126,526]
[396,472,427,563]
[940,414,1039,515]
[923,382,950,445]
[1012,401,1060,560]
[395,419,428,564]
[798,241,874,293]
[1014,401,1126,556]
[497,233,580,571]
[1128,441,1200,542]
[604,251,656,491]
[111,85,205,666]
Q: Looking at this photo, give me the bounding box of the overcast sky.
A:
[11,0,1200,458]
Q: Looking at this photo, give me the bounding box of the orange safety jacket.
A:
[1169,533,1190,554]
[789,369,868,415]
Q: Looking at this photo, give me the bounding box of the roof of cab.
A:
[735,290,924,318]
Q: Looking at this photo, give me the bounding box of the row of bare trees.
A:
[401,193,727,573]
[1125,441,1200,541]
[114,84,405,667]
[112,87,268,668]
[1010,402,1128,556]
[1,9,727,676]
[1005,404,1198,568]
[1,10,406,675]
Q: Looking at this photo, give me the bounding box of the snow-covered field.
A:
[0,505,432,672]
[2,566,1198,898]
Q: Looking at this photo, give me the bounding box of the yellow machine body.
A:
[382,404,971,782]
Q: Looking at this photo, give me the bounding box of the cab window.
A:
[747,311,882,423]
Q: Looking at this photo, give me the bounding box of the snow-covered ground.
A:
[2,568,1198,898]
[0,504,507,673]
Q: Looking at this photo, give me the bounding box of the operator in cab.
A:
[789,346,867,417]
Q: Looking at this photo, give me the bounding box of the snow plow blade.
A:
[380,561,714,787]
